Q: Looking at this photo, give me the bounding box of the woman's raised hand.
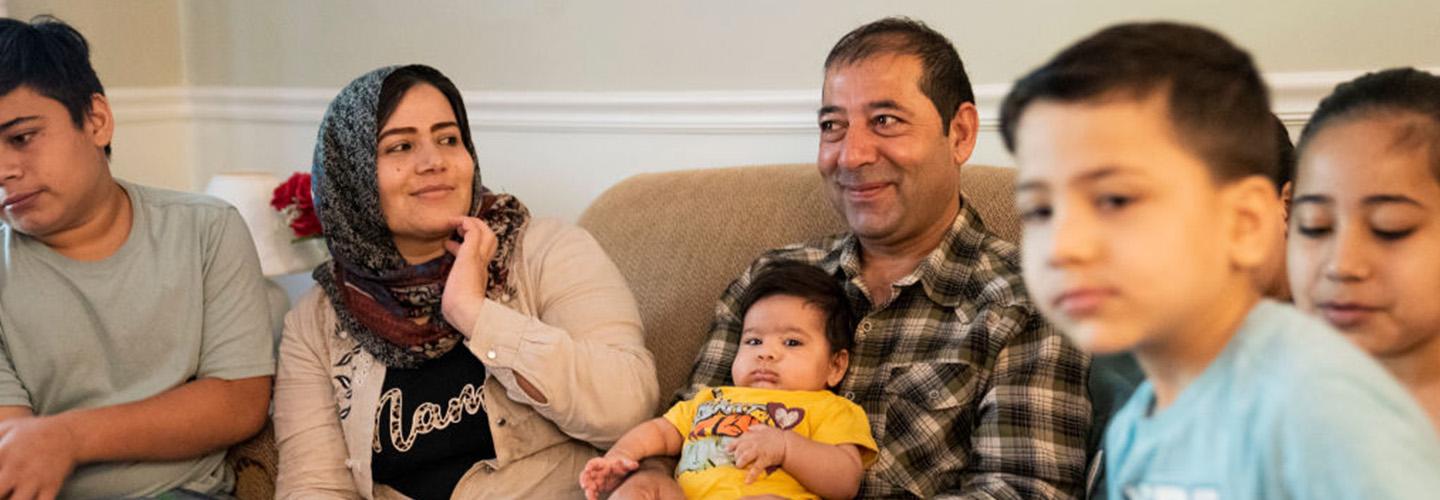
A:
[441,216,498,337]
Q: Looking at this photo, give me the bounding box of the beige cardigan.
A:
[273,218,659,499]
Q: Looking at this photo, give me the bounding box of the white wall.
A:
[102,70,1365,222]
[90,1,1440,222]
[12,0,1435,298]
[11,0,186,86]
[177,0,1440,90]
[18,1,1440,223]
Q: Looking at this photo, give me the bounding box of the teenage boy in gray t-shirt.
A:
[0,16,273,499]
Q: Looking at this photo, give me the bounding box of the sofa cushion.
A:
[226,421,278,500]
[578,163,1018,408]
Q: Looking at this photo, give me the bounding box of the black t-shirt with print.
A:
[372,345,496,500]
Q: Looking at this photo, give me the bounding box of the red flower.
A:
[289,209,323,238]
[272,172,322,240]
[271,172,310,210]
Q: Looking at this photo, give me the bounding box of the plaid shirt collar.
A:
[830,198,990,312]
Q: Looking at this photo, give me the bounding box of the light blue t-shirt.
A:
[1105,300,1440,500]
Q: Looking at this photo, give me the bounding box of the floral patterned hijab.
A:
[311,65,530,368]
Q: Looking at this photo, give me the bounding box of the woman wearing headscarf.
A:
[273,65,659,499]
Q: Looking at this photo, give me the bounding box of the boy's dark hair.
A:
[1297,67,1440,181]
[0,16,110,156]
[1272,114,1295,193]
[999,22,1277,185]
[736,261,854,354]
[825,17,974,135]
[377,64,476,158]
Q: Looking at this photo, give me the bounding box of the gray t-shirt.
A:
[0,180,276,499]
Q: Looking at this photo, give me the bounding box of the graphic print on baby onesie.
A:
[676,389,807,475]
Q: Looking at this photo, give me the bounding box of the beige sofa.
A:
[226,162,1021,499]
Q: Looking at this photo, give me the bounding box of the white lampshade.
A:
[205,172,329,277]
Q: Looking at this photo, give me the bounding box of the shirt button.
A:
[928,390,941,400]
[844,391,856,401]
[344,459,355,469]
[860,321,872,332]
[486,350,497,360]
[496,418,507,427]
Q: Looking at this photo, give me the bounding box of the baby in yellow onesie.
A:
[580,261,877,499]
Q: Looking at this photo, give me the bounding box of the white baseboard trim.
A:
[105,69,1434,134]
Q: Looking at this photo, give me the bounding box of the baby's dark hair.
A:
[736,261,854,354]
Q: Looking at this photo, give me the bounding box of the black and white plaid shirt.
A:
[680,201,1093,499]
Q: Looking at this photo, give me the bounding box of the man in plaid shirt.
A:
[614,17,1092,499]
